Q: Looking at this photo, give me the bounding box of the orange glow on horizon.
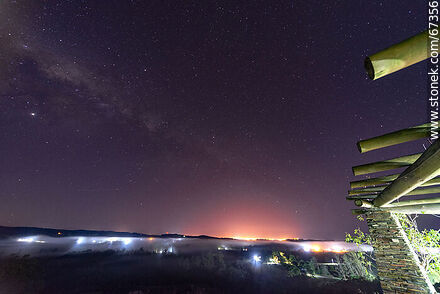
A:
[181,229,296,241]
[181,198,300,240]
[232,236,289,241]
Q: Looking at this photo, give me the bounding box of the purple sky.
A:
[0,1,435,239]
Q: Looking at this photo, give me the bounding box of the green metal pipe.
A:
[365,30,429,80]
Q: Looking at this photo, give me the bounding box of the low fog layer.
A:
[0,235,372,257]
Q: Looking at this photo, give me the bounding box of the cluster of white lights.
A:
[154,246,174,254]
[106,237,132,245]
[17,237,34,243]
[17,237,45,243]
[75,237,133,245]
[253,255,262,262]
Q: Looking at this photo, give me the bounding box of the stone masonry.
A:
[365,211,436,294]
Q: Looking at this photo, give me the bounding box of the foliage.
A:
[271,251,312,277]
[346,214,440,285]
[344,216,372,246]
[333,252,376,281]
[270,250,374,281]
[397,214,440,284]
[344,216,376,281]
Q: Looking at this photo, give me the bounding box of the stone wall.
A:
[365,211,436,294]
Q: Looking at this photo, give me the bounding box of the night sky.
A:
[0,1,433,239]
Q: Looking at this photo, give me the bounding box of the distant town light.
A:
[311,245,322,252]
[17,237,34,243]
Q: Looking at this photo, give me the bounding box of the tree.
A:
[397,214,440,284]
[346,214,440,285]
[344,216,376,281]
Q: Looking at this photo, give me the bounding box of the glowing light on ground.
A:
[17,237,34,243]
[311,245,322,252]
[17,237,45,243]
[325,246,348,254]
[302,244,349,254]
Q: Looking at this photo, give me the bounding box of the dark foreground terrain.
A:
[0,250,381,294]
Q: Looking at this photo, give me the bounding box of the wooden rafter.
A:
[352,153,421,176]
[373,139,440,207]
[357,122,435,153]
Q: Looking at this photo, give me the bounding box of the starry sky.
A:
[0,1,434,239]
